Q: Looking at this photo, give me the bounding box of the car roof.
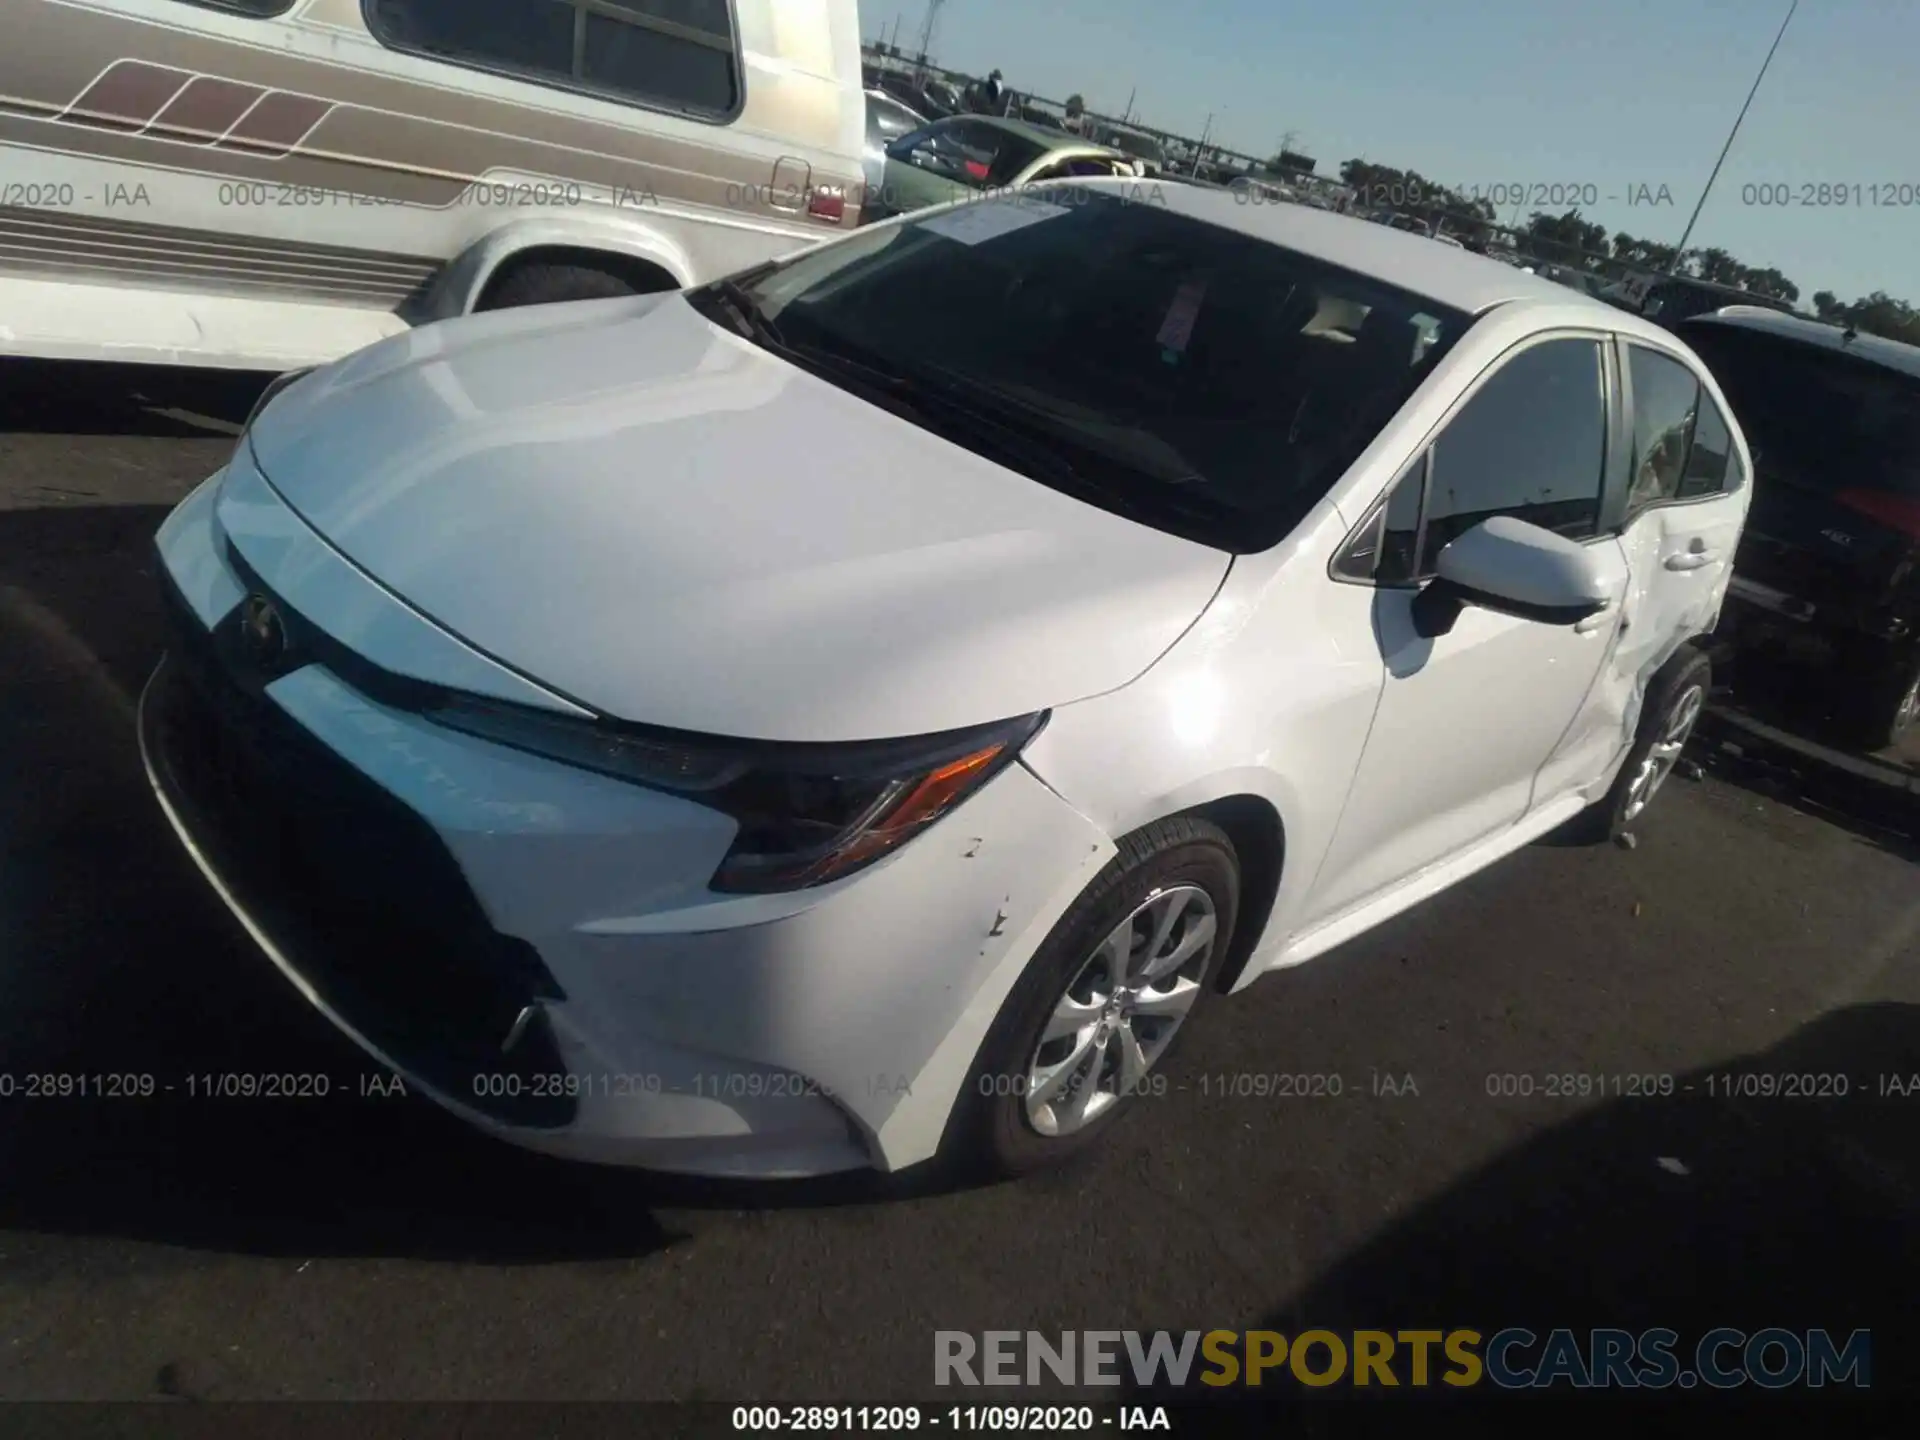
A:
[1065,177,1612,315]
[940,113,1118,154]
[1684,307,1920,381]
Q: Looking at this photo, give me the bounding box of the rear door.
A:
[1540,338,1751,798]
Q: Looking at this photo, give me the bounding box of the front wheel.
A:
[950,816,1240,1179]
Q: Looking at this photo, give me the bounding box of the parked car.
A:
[1229,176,1297,205]
[863,89,927,212]
[863,115,1138,221]
[143,184,1750,1182]
[877,71,958,120]
[1602,273,1796,328]
[1682,309,1920,747]
[1095,126,1168,176]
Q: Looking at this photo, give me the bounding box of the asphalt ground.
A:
[1,358,1917,1423]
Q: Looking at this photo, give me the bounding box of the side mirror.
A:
[1410,516,1611,639]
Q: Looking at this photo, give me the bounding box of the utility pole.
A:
[914,0,946,71]
[1675,0,1799,261]
[1193,112,1214,176]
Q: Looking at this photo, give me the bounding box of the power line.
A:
[1674,0,1799,261]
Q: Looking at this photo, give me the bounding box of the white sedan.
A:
[142,181,1751,1181]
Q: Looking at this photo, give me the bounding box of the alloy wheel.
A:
[1023,885,1217,1137]
[1622,681,1706,823]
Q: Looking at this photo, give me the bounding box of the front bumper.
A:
[142,469,1115,1178]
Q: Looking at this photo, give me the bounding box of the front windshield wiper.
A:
[778,332,1228,532]
[705,279,786,348]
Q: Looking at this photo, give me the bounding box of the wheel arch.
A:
[1155,793,1286,994]
[421,217,697,320]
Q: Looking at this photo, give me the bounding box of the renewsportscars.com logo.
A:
[935,1328,1871,1390]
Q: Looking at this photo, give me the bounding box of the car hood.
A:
[246,295,1231,742]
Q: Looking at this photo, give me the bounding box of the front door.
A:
[1304,333,1625,926]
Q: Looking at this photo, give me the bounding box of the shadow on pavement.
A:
[0,359,274,438]
[0,494,914,1267]
[1129,1002,1920,1421]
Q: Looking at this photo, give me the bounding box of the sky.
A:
[858,0,1919,305]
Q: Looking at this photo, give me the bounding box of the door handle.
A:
[1664,551,1717,572]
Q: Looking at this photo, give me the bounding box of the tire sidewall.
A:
[962,824,1240,1177]
[1603,646,1712,836]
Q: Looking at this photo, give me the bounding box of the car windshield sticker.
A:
[917,199,1070,247]
[1157,276,1210,363]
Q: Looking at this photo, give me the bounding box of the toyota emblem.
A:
[240,593,289,666]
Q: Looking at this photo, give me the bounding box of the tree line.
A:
[1332,159,1920,345]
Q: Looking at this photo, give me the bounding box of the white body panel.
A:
[143,191,1752,1175]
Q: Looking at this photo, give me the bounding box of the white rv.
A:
[0,0,866,369]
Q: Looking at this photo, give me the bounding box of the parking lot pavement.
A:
[2,359,1918,1405]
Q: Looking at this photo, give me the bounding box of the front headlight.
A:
[425,697,1047,893]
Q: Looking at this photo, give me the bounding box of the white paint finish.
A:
[1276,790,1591,969]
[1434,516,1614,609]
[214,448,592,716]
[0,273,411,371]
[248,295,1232,740]
[160,660,1109,1174]
[141,198,1759,1177]
[152,468,244,625]
[3,0,866,368]
[1283,540,1621,932]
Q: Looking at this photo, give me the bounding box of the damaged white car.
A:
[141,183,1750,1180]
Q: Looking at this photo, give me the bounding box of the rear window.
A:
[713,191,1471,552]
[1685,324,1920,498]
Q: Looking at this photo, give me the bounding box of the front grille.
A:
[149,576,576,1129]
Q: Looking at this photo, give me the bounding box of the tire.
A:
[948,816,1240,1179]
[1850,647,1920,753]
[478,262,639,311]
[1574,644,1712,843]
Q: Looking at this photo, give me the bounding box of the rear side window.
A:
[1625,347,1702,514]
[367,0,740,120]
[1677,388,1741,498]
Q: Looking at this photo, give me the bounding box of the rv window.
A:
[368,0,740,120]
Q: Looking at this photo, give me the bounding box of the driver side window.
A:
[1338,337,1609,585]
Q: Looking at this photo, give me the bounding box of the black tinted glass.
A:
[369,0,737,116]
[724,192,1471,552]
[1684,325,1920,499]
[1627,347,1702,513]
[1423,339,1606,565]
[1678,394,1738,498]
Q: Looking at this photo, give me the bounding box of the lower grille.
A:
[149,581,576,1129]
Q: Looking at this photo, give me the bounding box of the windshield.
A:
[885,119,1048,190]
[695,191,1470,552]
[1685,324,1920,499]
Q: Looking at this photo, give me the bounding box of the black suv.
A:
[1681,309,1920,749]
